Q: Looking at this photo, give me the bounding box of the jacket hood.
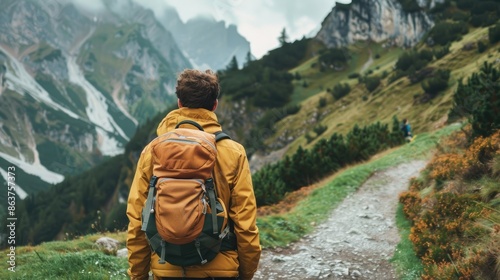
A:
[156,108,222,136]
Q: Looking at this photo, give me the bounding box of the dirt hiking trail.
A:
[253,160,427,280]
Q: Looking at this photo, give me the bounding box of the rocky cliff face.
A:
[104,0,189,72]
[1,0,92,51]
[416,0,444,9]
[316,0,444,48]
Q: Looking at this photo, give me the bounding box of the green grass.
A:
[0,233,128,280]
[257,123,461,248]
[288,41,403,105]
[20,251,128,279]
[391,204,424,280]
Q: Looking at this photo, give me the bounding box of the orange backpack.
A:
[141,120,235,266]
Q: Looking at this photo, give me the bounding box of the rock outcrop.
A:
[315,0,444,48]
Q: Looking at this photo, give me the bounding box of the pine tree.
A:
[470,63,500,138]
[450,61,500,138]
[226,56,239,71]
[390,115,405,146]
[278,27,289,46]
[244,51,253,67]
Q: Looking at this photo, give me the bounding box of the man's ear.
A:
[212,99,218,111]
[177,99,183,108]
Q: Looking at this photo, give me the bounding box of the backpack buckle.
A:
[201,198,207,214]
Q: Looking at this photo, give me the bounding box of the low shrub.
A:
[421,69,450,96]
[331,83,351,100]
[365,76,381,92]
[489,23,500,44]
[348,72,360,79]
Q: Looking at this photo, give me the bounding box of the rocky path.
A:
[253,160,427,280]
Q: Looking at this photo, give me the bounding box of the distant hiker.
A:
[126,69,261,280]
[401,118,413,142]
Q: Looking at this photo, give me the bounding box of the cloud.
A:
[70,0,107,12]
[138,0,351,58]
[65,0,353,58]
[224,0,344,58]
[156,0,218,21]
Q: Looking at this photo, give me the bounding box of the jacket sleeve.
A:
[126,147,153,280]
[230,148,262,280]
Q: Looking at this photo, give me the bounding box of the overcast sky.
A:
[135,0,352,59]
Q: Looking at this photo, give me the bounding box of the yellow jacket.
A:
[126,108,261,280]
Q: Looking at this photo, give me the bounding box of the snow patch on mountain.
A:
[66,55,128,156]
[0,167,27,199]
[0,151,64,185]
[95,127,124,156]
[0,46,79,119]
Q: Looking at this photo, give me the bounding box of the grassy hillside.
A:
[277,25,497,157]
[289,40,404,104]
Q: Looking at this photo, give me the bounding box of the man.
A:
[126,69,261,280]
[401,118,413,142]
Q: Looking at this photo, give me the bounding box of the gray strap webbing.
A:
[141,176,158,232]
[219,224,230,239]
[195,239,208,264]
[148,232,162,251]
[205,179,218,234]
[159,240,167,264]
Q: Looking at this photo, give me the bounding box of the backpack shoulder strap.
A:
[141,176,159,232]
[215,131,231,142]
[175,120,204,131]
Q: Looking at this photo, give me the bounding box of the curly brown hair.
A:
[175,69,220,110]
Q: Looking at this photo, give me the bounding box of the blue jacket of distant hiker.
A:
[402,123,412,138]
[126,108,261,280]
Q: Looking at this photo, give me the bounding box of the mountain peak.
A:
[188,14,217,23]
[159,12,251,70]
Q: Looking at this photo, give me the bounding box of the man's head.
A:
[175,69,220,111]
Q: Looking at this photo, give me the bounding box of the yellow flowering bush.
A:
[400,130,500,279]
